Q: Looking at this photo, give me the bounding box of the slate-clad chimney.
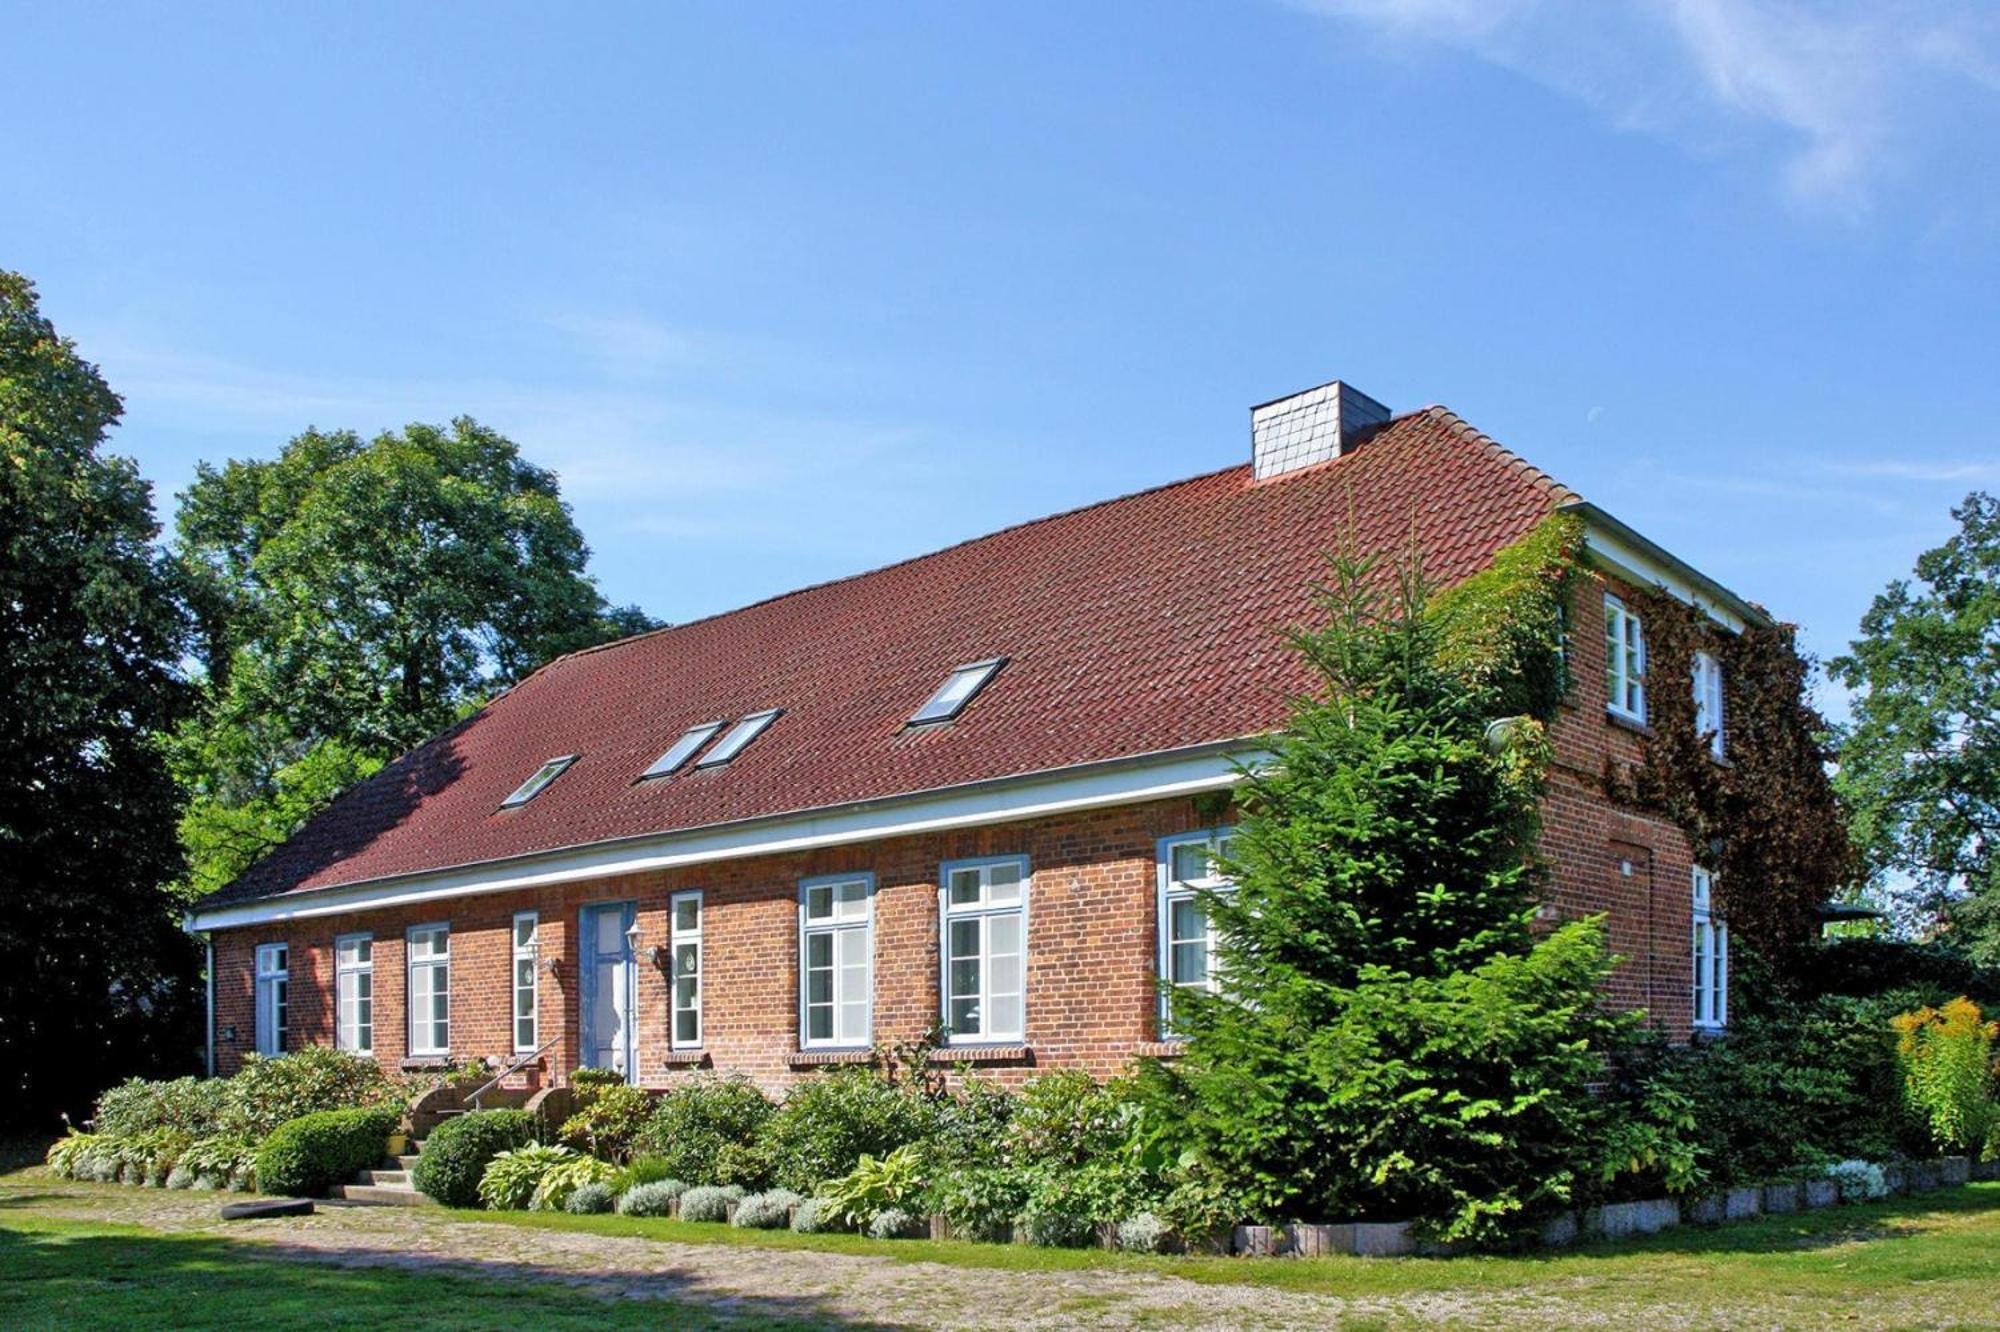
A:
[1251,380,1390,480]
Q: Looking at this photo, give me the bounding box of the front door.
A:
[579,901,637,1082]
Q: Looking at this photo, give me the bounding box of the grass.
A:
[5,1168,2000,1328]
[458,1182,2000,1300]
[0,1213,850,1331]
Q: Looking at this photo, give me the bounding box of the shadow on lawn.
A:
[0,1223,904,1331]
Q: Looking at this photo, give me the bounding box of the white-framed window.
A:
[334,934,373,1054]
[1692,867,1728,1030]
[406,923,451,1056]
[254,943,289,1056]
[1692,650,1725,759]
[799,875,872,1048]
[1605,595,1646,723]
[671,891,704,1049]
[512,912,539,1052]
[939,856,1027,1045]
[1157,828,1238,1034]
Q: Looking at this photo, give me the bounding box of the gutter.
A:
[187,737,1269,931]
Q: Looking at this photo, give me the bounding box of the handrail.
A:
[468,1036,561,1110]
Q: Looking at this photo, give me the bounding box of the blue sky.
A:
[8,2,1998,709]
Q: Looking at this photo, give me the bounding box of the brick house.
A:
[188,380,1757,1090]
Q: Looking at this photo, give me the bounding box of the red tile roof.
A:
[201,407,1576,907]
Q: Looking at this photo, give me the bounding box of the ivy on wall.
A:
[1615,587,1857,965]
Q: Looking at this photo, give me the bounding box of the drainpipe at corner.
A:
[205,934,215,1078]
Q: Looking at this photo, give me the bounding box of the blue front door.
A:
[579,901,637,1083]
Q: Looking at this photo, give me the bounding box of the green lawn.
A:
[460,1182,2000,1300]
[4,1171,2000,1329]
[0,1213,839,1331]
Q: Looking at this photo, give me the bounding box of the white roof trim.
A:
[1565,500,1767,633]
[188,742,1263,931]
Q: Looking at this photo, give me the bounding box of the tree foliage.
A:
[1831,493,2000,961]
[0,270,202,1128]
[1150,538,1656,1243]
[169,418,659,897]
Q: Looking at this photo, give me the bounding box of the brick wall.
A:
[211,567,1711,1087]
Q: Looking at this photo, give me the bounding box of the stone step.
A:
[390,1154,423,1171]
[335,1183,435,1207]
[358,1169,410,1187]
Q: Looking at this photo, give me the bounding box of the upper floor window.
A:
[910,658,1006,725]
[512,913,539,1052]
[642,721,726,779]
[407,923,451,1056]
[334,934,372,1054]
[940,856,1027,1044]
[1604,596,1646,723]
[1158,828,1237,1035]
[501,755,576,809]
[1692,867,1728,1030]
[799,875,872,1048]
[254,943,289,1056]
[1692,650,1725,759]
[671,891,704,1049]
[696,710,781,768]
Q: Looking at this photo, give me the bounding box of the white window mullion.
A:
[335,934,372,1054]
[939,857,1028,1045]
[254,943,289,1056]
[670,891,703,1049]
[512,913,539,1052]
[1605,595,1647,723]
[407,923,450,1057]
[1691,868,1726,1030]
[800,875,872,1049]
[1157,830,1237,1034]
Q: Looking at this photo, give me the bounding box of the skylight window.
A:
[910,658,1005,725]
[500,755,577,809]
[641,721,727,779]
[695,709,781,768]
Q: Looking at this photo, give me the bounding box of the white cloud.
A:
[1294,0,2000,212]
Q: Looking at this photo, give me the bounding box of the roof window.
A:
[696,709,782,768]
[641,720,727,779]
[500,755,577,808]
[909,658,1005,725]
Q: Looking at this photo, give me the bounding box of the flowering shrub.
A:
[217,1048,399,1142]
[559,1084,654,1164]
[636,1076,776,1186]
[1892,998,1999,1155]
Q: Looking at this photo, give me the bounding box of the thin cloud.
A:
[1824,458,2000,484]
[1293,0,2000,212]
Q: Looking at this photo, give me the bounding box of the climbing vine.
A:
[1429,510,1587,725]
[1620,588,1857,966]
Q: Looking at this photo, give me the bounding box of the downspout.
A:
[205,934,215,1078]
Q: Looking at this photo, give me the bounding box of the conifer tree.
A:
[1152,525,1663,1242]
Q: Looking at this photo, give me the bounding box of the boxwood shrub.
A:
[412,1109,534,1207]
[254,1105,400,1198]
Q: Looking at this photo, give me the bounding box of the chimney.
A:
[1251,380,1390,480]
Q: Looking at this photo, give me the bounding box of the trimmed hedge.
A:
[412,1109,534,1208]
[254,1106,400,1198]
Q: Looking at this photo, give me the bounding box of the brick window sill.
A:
[788,1049,877,1070]
[657,1051,711,1069]
[400,1057,456,1073]
[928,1044,1033,1066]
[1134,1041,1187,1059]
[1606,711,1655,739]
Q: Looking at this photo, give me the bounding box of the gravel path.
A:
[5,1176,1994,1330]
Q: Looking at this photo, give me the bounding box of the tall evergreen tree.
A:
[0,271,201,1127]
[1151,529,1662,1242]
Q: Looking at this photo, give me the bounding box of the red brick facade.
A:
[209,569,1709,1088]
